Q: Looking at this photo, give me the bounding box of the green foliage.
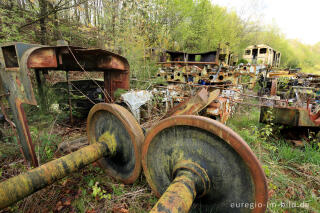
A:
[111,184,125,196]
[228,107,320,166]
[73,187,91,212]
[228,107,320,212]
[238,59,249,64]
[114,89,128,100]
[0,5,35,43]
[262,165,271,177]
[1,0,320,76]
[33,131,60,162]
[91,182,111,200]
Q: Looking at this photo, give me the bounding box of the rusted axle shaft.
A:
[142,116,268,212]
[151,161,210,213]
[0,140,112,209]
[150,172,197,213]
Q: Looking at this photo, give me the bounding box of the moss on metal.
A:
[151,172,196,213]
[98,131,117,155]
[0,140,109,209]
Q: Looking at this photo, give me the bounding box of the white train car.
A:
[243,44,281,67]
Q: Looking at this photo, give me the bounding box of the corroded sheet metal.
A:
[270,79,277,96]
[142,115,268,212]
[0,44,40,166]
[0,42,131,166]
[165,88,220,117]
[27,48,57,68]
[206,97,232,124]
[260,106,319,127]
[165,88,209,117]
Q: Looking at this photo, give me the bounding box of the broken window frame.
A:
[245,50,251,55]
[259,48,267,54]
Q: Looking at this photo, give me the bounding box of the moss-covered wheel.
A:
[87,103,144,184]
[142,115,268,213]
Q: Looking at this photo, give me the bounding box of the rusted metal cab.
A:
[0,42,130,166]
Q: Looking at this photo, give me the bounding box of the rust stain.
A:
[27,48,57,68]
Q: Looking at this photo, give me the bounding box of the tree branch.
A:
[19,0,89,30]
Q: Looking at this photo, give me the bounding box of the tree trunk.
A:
[39,0,47,44]
[84,1,90,26]
[48,2,61,42]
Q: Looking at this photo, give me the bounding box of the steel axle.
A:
[0,139,111,209]
[0,103,144,210]
[151,161,210,212]
[142,115,268,213]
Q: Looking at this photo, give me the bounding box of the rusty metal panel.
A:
[164,88,217,117]
[27,48,57,68]
[98,56,127,71]
[270,79,277,96]
[0,44,39,166]
[260,106,299,126]
[0,42,131,167]
[298,109,319,127]
[68,48,130,72]
[260,106,318,127]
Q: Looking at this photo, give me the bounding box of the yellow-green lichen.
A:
[98,132,117,155]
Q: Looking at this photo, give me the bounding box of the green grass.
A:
[1,98,319,212]
[227,106,320,213]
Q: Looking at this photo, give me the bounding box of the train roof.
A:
[245,44,279,52]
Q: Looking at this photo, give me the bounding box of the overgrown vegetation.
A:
[1,102,319,212]
[1,0,320,77]
[228,106,320,213]
[1,0,320,212]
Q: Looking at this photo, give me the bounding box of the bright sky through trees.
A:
[212,0,320,45]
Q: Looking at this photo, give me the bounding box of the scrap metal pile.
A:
[122,46,320,130]
[119,51,257,126]
[0,42,319,212]
[258,70,320,127]
[120,47,251,125]
[0,42,268,213]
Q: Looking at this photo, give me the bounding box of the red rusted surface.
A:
[12,100,39,166]
[27,48,58,69]
[98,56,127,71]
[104,71,129,102]
[309,110,320,125]
[164,88,209,117]
[17,101,38,166]
[1,43,131,166]
[270,79,277,96]
[164,88,220,118]
[206,97,233,124]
